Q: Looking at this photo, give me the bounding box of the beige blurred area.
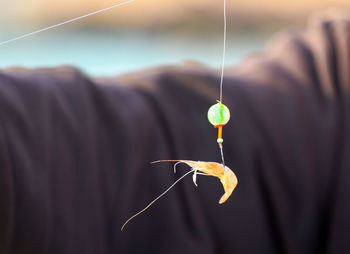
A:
[1,0,350,75]
[8,0,350,32]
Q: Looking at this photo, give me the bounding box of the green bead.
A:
[207,102,230,127]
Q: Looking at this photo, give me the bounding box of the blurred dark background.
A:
[1,1,350,253]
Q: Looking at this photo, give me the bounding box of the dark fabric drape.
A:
[0,12,349,254]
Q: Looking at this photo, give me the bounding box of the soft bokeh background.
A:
[0,0,349,76]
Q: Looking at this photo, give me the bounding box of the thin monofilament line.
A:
[0,0,134,47]
[219,0,226,103]
[121,170,194,231]
[219,143,225,168]
[218,0,227,168]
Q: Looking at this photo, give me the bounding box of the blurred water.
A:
[0,29,267,76]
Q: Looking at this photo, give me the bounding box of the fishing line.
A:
[121,169,194,231]
[206,0,229,168]
[219,0,226,104]
[0,0,134,47]
[217,0,227,167]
